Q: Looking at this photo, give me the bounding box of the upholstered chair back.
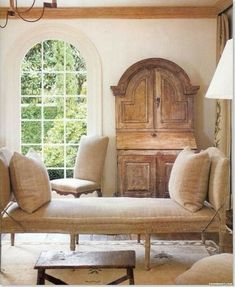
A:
[74,135,109,184]
[0,147,13,212]
[206,147,229,211]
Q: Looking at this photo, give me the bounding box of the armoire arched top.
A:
[111,58,199,97]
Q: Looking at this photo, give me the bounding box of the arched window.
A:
[21,40,87,179]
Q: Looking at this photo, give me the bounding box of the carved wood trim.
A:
[215,0,233,14]
[111,58,199,97]
[0,6,218,20]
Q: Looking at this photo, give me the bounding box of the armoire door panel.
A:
[118,155,155,197]
[154,70,193,130]
[116,69,154,130]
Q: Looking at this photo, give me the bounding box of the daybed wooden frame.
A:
[0,147,229,270]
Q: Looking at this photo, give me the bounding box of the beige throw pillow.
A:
[9,152,51,213]
[169,147,211,212]
[175,253,233,285]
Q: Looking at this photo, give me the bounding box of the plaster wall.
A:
[0,18,217,195]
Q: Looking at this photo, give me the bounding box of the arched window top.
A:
[1,23,102,151]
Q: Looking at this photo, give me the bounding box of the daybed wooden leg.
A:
[201,232,206,244]
[76,234,79,245]
[137,234,141,243]
[11,233,15,246]
[219,230,225,253]
[145,234,151,271]
[70,234,76,251]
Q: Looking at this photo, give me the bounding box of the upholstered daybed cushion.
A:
[175,253,233,285]
[2,197,219,234]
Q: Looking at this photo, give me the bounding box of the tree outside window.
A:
[21,40,87,179]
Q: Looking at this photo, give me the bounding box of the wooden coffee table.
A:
[34,250,136,285]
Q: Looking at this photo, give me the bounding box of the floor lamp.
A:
[205,39,233,215]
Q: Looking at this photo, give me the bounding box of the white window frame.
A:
[21,39,88,178]
[1,23,102,152]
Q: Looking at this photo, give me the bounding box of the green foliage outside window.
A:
[21,40,87,179]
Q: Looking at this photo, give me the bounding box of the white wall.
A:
[0,18,217,196]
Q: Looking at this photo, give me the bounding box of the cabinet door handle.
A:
[151,133,157,137]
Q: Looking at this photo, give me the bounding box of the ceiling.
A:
[0,0,219,7]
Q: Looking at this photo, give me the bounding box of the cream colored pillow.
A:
[175,253,233,285]
[169,147,211,212]
[9,152,51,213]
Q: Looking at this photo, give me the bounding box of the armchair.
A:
[51,135,109,198]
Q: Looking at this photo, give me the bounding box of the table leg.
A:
[127,268,134,285]
[37,269,45,285]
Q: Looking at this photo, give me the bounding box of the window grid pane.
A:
[20,40,87,179]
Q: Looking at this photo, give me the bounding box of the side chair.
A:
[51,135,109,198]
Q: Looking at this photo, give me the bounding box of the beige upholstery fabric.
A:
[2,198,219,233]
[206,147,229,210]
[74,135,109,183]
[169,147,211,212]
[0,147,12,212]
[9,152,51,213]
[51,178,100,194]
[175,253,233,285]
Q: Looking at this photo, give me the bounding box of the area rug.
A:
[0,239,218,285]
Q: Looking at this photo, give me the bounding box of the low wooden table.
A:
[34,250,136,285]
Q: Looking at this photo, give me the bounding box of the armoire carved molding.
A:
[111,58,199,198]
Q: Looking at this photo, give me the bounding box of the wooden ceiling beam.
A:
[0,6,218,19]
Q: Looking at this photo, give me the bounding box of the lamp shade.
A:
[205,39,233,99]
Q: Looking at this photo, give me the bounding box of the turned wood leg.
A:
[76,234,79,245]
[11,233,15,246]
[219,230,226,253]
[145,234,151,270]
[97,189,102,197]
[70,234,76,251]
[137,234,141,243]
[201,232,206,244]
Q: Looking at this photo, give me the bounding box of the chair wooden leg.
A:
[145,234,151,270]
[70,234,76,251]
[76,234,79,245]
[11,233,15,246]
[201,232,206,244]
[97,189,102,197]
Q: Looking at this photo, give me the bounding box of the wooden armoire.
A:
[111,58,200,198]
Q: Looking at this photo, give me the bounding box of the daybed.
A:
[0,147,229,270]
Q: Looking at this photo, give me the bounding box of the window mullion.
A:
[42,41,44,163]
[64,41,67,179]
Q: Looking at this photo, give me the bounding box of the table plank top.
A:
[34,250,136,269]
